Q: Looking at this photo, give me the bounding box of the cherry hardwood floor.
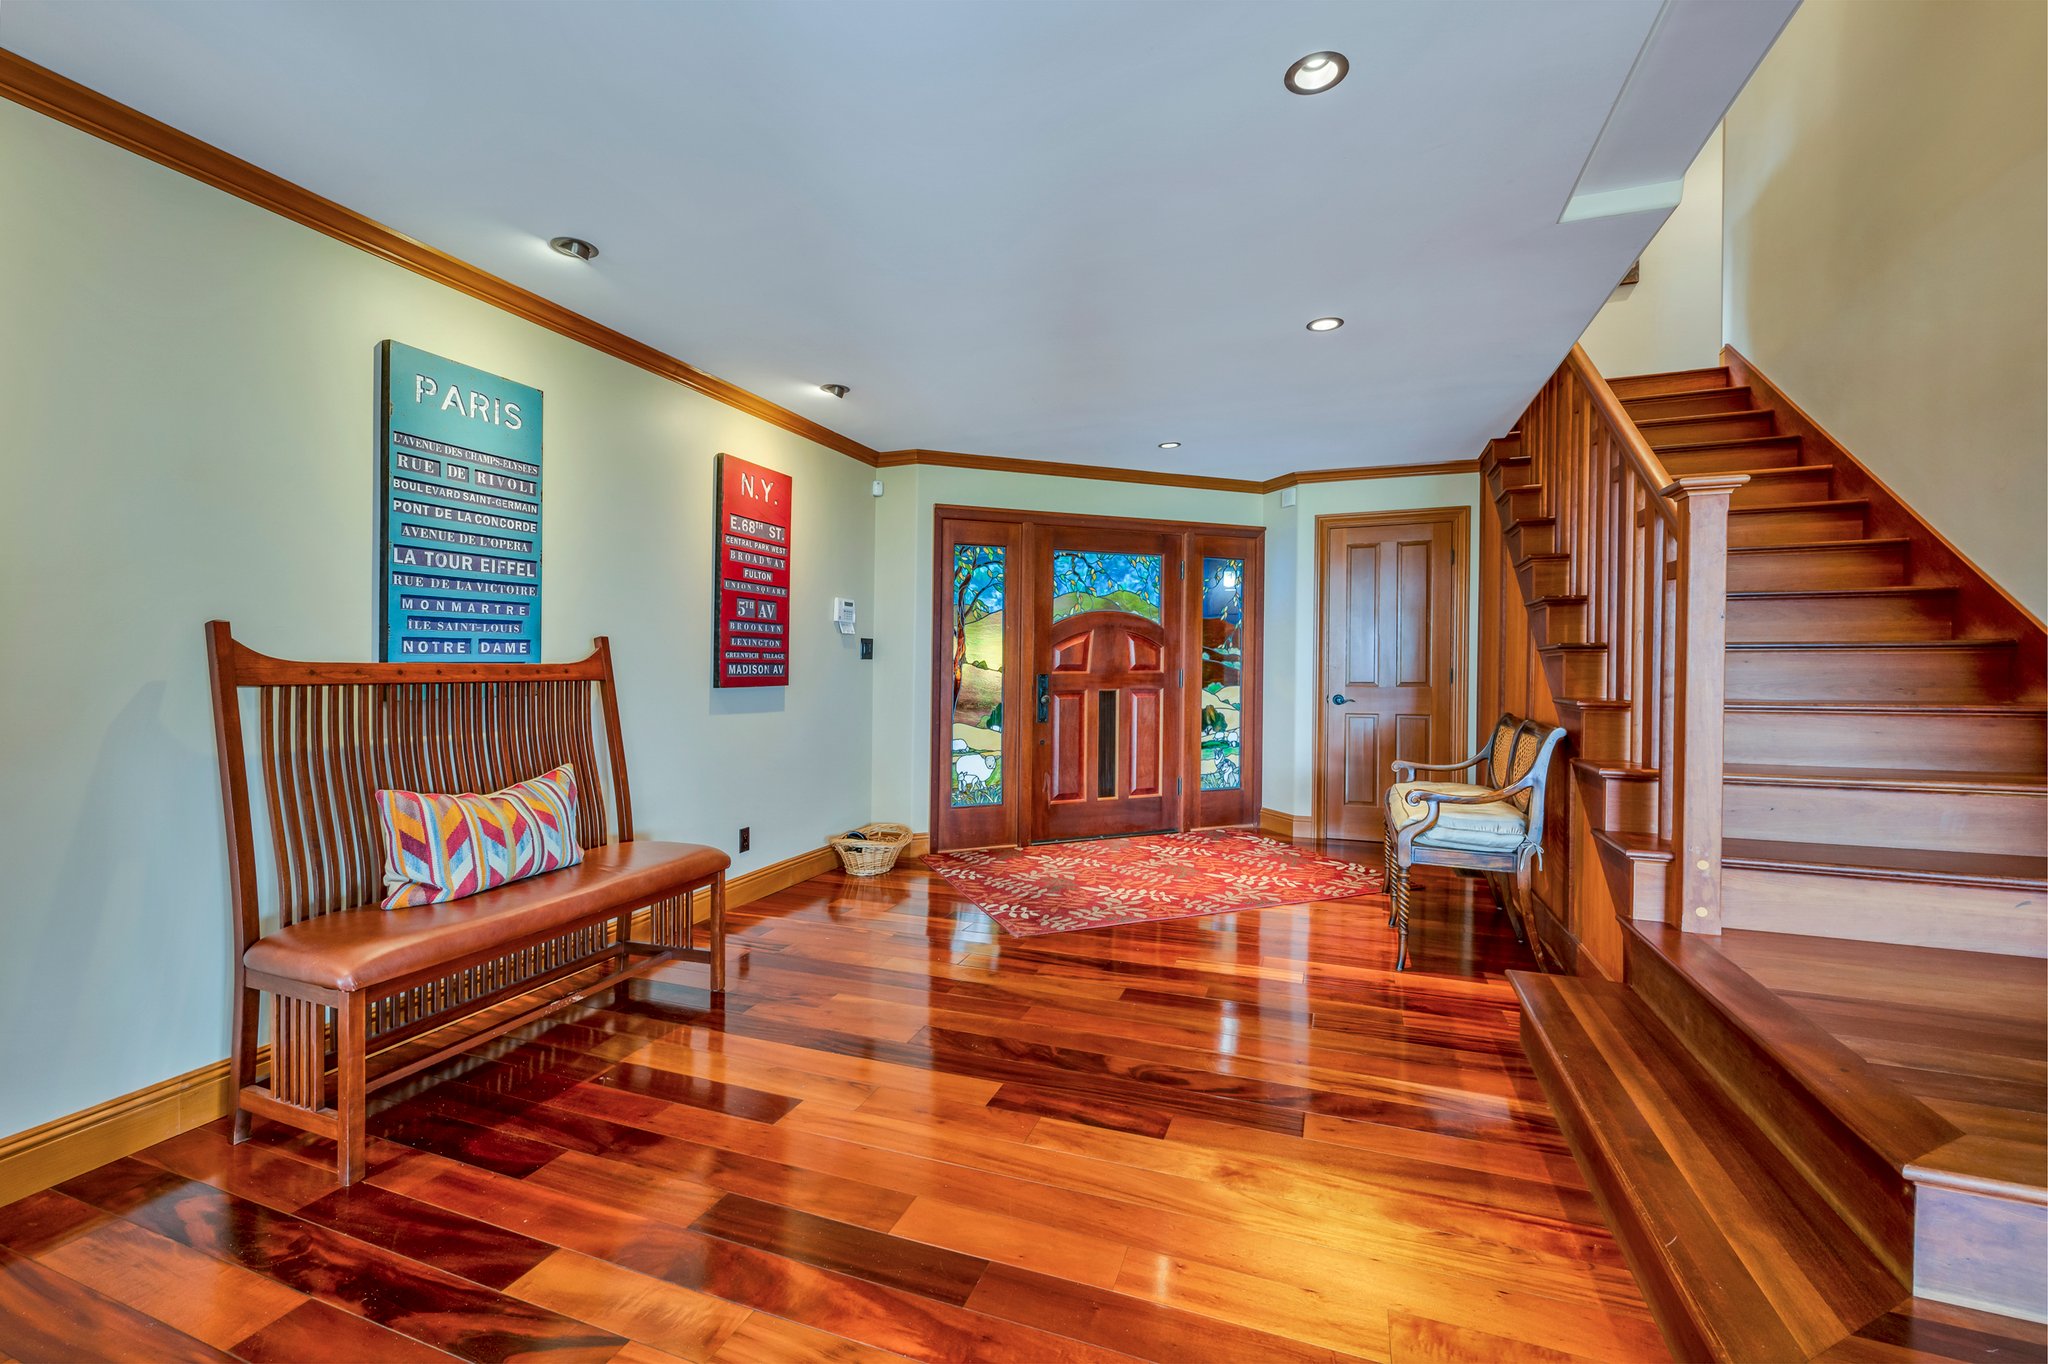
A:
[0,847,1677,1363]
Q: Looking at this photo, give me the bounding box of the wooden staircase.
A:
[1480,351,2048,1358]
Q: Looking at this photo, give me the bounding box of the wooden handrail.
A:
[1565,344,1679,522]
[1501,348,1746,936]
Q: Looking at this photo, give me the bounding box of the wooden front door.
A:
[1030,528,1182,842]
[1318,513,1464,842]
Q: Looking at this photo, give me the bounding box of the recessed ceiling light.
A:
[819,383,850,399]
[1284,51,1348,95]
[1306,316,1345,332]
[549,236,599,261]
[1158,441,1181,449]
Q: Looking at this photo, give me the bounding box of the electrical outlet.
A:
[738,826,750,853]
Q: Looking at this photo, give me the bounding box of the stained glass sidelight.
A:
[1051,551,1163,624]
[1199,557,1244,790]
[950,545,1005,807]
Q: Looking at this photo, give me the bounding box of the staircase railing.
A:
[1520,345,1745,932]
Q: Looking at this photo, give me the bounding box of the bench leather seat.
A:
[243,841,730,992]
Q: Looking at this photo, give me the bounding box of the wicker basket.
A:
[828,822,913,876]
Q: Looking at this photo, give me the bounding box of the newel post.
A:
[1663,474,1746,933]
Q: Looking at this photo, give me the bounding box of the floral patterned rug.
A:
[923,828,1384,937]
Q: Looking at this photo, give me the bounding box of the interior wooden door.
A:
[1318,514,1463,842]
[1029,526,1182,842]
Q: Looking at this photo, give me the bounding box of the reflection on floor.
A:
[0,844,1672,1363]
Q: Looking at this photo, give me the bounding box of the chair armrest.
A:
[1404,771,1538,808]
[1390,747,1490,781]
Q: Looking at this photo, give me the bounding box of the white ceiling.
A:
[0,0,1792,479]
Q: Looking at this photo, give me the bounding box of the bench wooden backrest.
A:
[205,621,634,962]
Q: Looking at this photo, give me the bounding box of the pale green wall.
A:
[1579,127,1725,380]
[0,102,875,1136]
[0,95,1487,1140]
[1723,0,2047,619]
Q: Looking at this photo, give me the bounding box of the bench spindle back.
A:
[208,623,635,956]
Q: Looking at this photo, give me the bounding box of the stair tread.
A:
[1622,384,1748,404]
[1727,585,1958,600]
[1723,837,2048,887]
[1725,764,2048,794]
[1728,536,1910,555]
[1625,921,1960,1174]
[1731,497,1868,514]
[1711,929,2048,1207]
[1726,636,2016,651]
[1815,1298,2048,1361]
[1513,970,1902,1360]
[1635,408,1778,428]
[1726,700,2047,716]
[1656,434,1804,453]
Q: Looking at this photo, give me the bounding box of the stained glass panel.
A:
[1199,557,1244,791]
[949,545,1005,807]
[1050,550,1163,624]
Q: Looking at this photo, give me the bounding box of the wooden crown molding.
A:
[0,48,882,467]
[2,49,1485,493]
[882,448,1480,495]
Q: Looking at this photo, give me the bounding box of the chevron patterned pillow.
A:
[374,763,585,909]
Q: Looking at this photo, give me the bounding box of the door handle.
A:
[1329,694,1351,705]
[1037,673,1051,723]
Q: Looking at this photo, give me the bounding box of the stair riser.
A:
[1499,485,1544,521]
[1561,702,1632,765]
[1491,458,1537,490]
[1624,389,1757,418]
[1730,470,1836,508]
[1725,709,2048,774]
[1726,544,1908,591]
[1579,770,1658,835]
[1662,443,1805,475]
[1543,648,1605,697]
[1534,599,1586,647]
[1727,646,2017,703]
[1723,867,2048,956]
[1726,594,1957,643]
[1610,368,1733,399]
[1725,782,2048,857]
[1507,521,1555,558]
[1623,931,1914,1285]
[1729,506,1868,548]
[1517,557,1569,598]
[1914,1184,2048,1321]
[1643,413,1779,446]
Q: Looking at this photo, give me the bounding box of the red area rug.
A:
[923,828,1384,937]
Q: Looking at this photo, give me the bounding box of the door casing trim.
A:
[931,505,1264,851]
[1311,507,1471,843]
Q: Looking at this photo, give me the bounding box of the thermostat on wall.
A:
[832,598,857,634]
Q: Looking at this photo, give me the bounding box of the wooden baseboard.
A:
[1260,807,1314,840]
[0,1056,241,1205]
[0,835,885,1206]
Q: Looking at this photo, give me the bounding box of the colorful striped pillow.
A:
[374,764,584,909]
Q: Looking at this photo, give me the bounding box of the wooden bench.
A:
[205,621,729,1185]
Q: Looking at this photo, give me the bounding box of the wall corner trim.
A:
[0,48,882,467]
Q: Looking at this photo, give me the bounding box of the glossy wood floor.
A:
[0,846,1674,1363]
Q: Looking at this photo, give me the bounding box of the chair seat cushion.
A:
[1386,782,1529,852]
[243,841,729,992]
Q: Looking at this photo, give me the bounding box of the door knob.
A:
[1329,694,1351,705]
